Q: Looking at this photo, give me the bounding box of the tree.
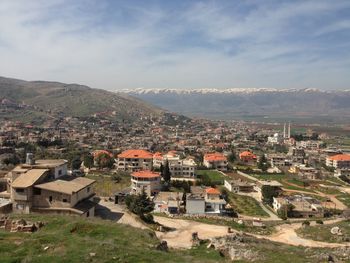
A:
[258,154,269,172]
[83,154,94,168]
[125,191,154,222]
[71,156,82,170]
[162,160,171,184]
[2,155,20,166]
[228,151,236,163]
[261,185,280,205]
[95,153,115,169]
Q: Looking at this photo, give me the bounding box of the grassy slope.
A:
[0,214,224,263]
[0,214,347,262]
[86,174,131,197]
[196,170,227,183]
[296,220,350,243]
[0,76,162,122]
[226,191,269,218]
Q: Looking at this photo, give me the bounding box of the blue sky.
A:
[0,0,349,90]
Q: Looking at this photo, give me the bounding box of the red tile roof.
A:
[118,149,153,159]
[328,154,350,161]
[132,170,160,179]
[93,150,114,158]
[205,187,220,195]
[239,151,257,159]
[204,152,227,162]
[153,152,163,160]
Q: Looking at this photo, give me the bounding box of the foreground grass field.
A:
[0,214,224,263]
[1,214,349,262]
[296,220,350,243]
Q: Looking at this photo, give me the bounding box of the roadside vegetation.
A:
[296,220,350,243]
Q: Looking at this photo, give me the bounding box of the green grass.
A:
[196,170,227,185]
[1,214,347,262]
[336,193,350,207]
[86,173,130,197]
[296,220,350,243]
[0,214,225,263]
[223,190,269,218]
[250,173,316,193]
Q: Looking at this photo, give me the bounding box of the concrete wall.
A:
[186,199,205,214]
[33,189,71,208]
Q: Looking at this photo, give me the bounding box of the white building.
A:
[117,149,153,172]
[267,133,283,145]
[326,154,350,169]
[153,151,196,178]
[130,170,161,197]
[203,152,227,171]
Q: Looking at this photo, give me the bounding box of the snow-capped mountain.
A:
[122,88,350,121]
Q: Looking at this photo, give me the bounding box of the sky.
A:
[0,0,350,90]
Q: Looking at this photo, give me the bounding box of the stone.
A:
[156,241,168,252]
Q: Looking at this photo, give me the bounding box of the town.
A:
[1,113,350,261]
[1,1,350,260]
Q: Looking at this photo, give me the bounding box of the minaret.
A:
[283,123,286,139]
[288,122,291,139]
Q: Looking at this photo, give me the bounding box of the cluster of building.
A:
[0,154,96,217]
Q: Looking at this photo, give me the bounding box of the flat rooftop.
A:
[35,176,95,195]
[21,159,67,169]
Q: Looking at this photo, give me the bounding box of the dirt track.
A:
[154,216,349,249]
[154,216,229,248]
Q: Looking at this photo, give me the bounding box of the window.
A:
[49,196,53,203]
[16,188,24,193]
[33,188,41,195]
[58,170,62,176]
[63,198,67,203]
[87,187,90,193]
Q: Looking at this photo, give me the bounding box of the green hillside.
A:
[0,76,163,123]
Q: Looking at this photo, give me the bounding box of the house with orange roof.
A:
[203,152,228,171]
[326,154,350,169]
[239,151,257,165]
[186,186,226,215]
[130,170,161,196]
[117,149,153,172]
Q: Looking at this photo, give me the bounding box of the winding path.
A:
[153,216,349,249]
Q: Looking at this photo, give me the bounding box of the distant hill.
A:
[0,76,163,124]
[124,88,350,123]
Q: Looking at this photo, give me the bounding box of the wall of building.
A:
[32,189,72,208]
[186,199,205,214]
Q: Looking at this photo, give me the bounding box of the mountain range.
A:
[0,76,162,124]
[124,88,350,122]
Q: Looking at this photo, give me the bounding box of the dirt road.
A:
[154,216,349,249]
[96,199,148,229]
[251,218,348,248]
[154,216,229,248]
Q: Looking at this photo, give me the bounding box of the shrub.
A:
[302,220,310,226]
[316,219,323,224]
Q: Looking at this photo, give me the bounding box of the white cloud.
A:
[0,0,349,90]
